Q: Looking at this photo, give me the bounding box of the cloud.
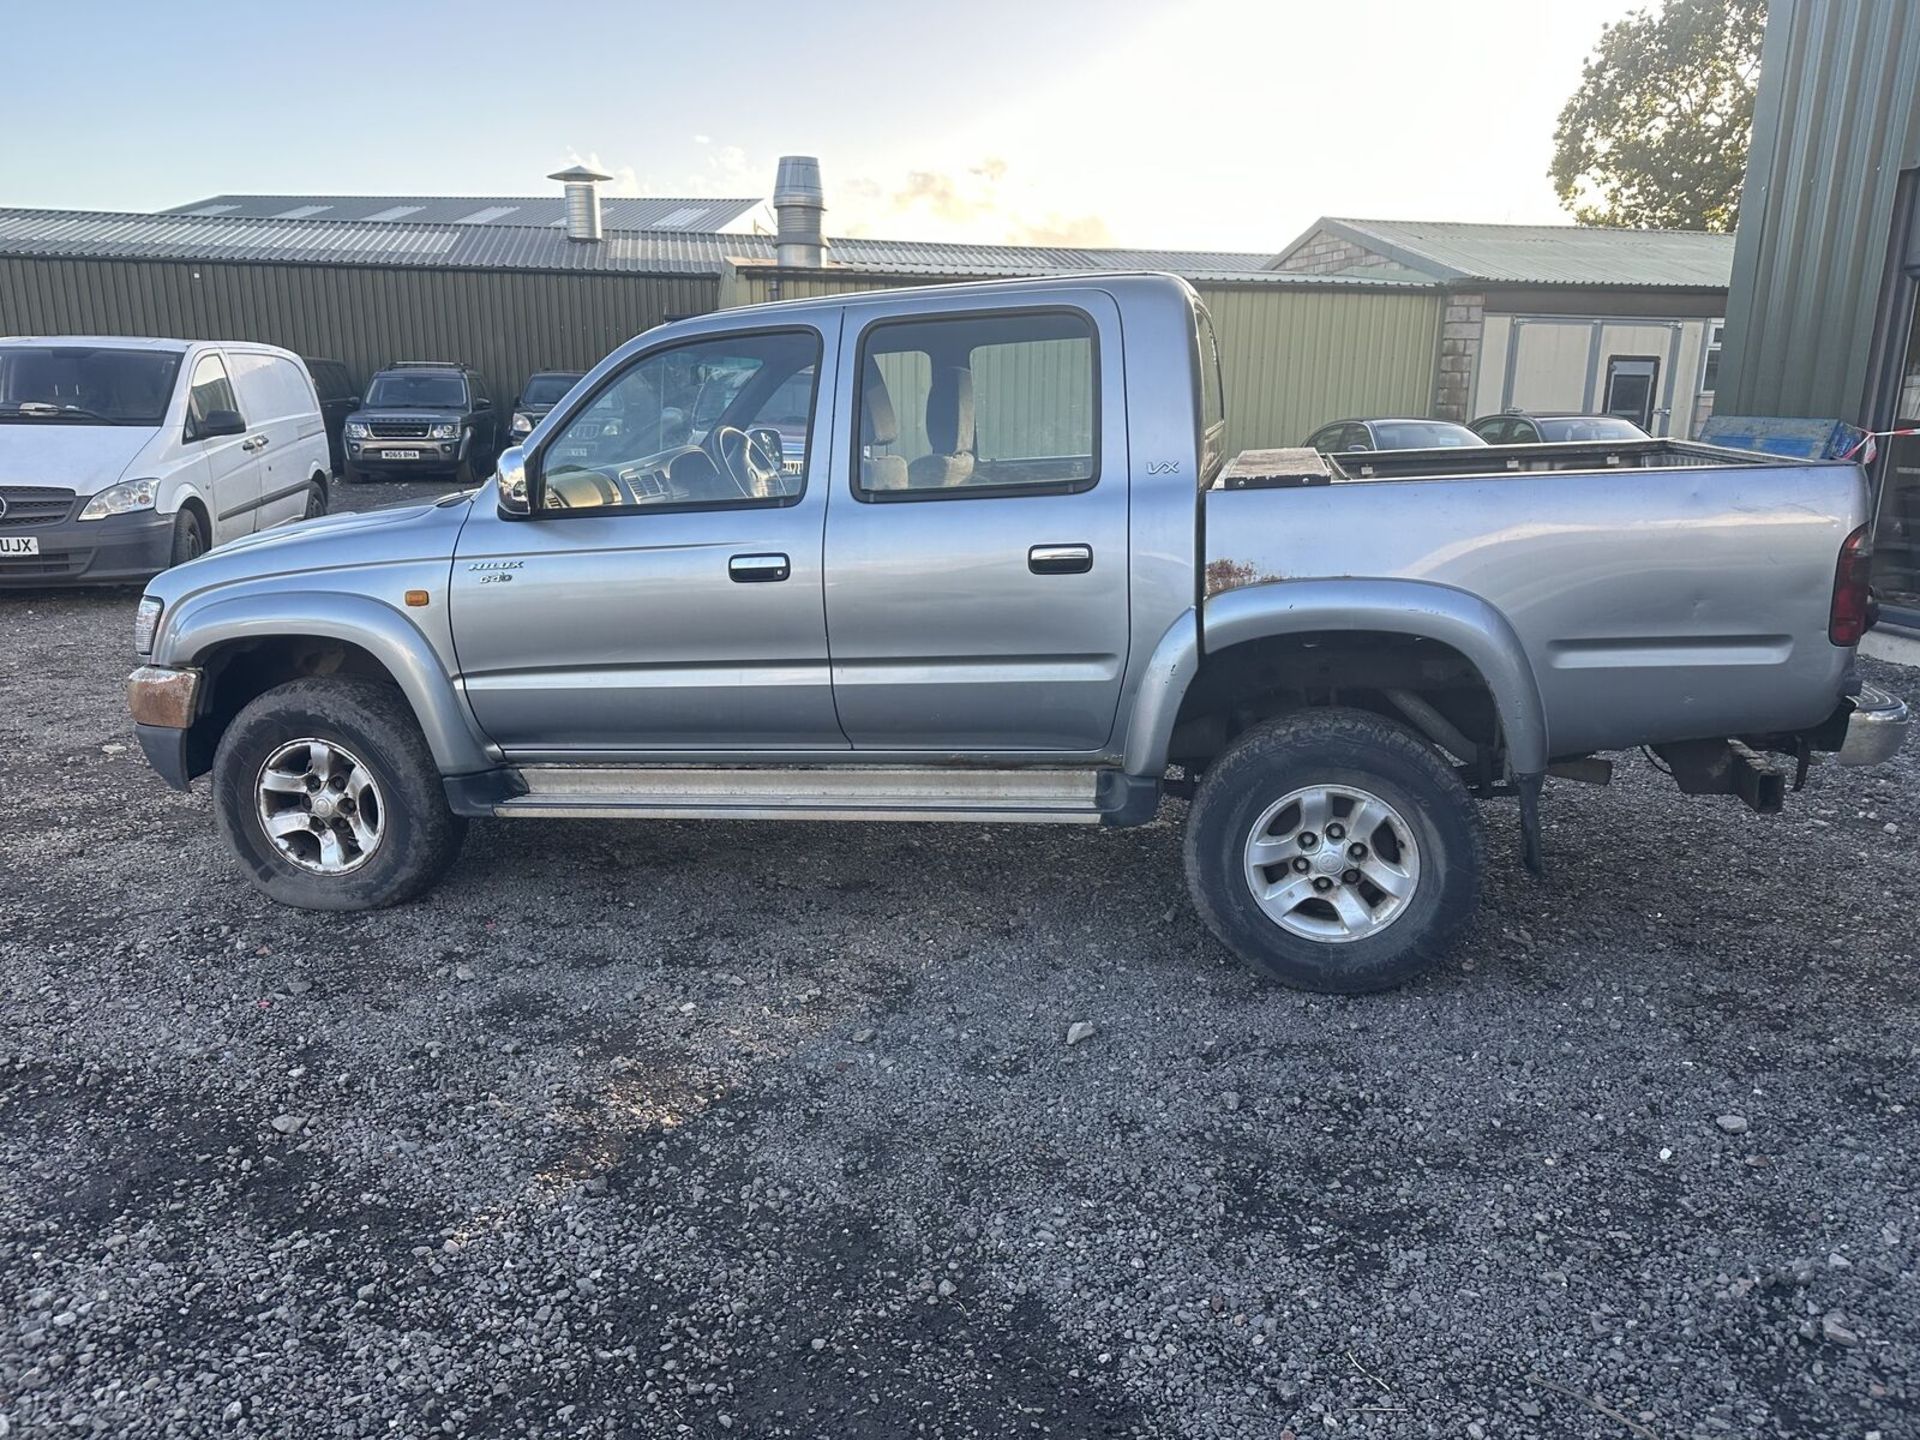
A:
[835,156,1114,247]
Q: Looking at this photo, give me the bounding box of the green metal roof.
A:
[1288,218,1736,289]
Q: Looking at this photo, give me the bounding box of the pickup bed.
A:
[127,273,1908,992]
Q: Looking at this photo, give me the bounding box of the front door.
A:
[822,298,1130,752]
[450,325,843,756]
[185,352,259,541]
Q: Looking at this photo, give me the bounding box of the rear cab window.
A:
[853,308,1098,499]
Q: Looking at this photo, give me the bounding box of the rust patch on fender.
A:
[1203,558,1283,598]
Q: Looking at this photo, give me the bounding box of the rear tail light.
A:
[1829,524,1873,646]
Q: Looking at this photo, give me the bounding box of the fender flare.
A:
[164,590,494,775]
[1123,579,1549,777]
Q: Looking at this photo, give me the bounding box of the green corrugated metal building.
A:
[1716,0,1920,622]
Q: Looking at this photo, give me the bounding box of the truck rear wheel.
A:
[212,677,467,910]
[1183,708,1483,993]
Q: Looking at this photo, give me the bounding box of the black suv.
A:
[343,362,500,484]
[508,370,586,445]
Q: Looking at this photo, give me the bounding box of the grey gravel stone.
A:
[0,480,1913,1440]
[1715,1113,1749,1134]
[1065,1021,1097,1046]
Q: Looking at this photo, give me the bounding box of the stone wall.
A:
[1432,292,1485,421]
[1272,229,1404,276]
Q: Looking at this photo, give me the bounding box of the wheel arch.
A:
[166,592,492,780]
[1125,580,1549,777]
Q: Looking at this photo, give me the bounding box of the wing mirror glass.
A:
[197,409,247,440]
[496,444,531,516]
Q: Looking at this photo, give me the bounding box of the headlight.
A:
[133,597,162,655]
[344,421,370,439]
[510,411,534,435]
[429,422,461,441]
[78,477,160,521]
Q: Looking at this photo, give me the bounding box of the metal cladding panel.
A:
[1195,284,1443,452]
[0,257,715,402]
[1720,0,1920,421]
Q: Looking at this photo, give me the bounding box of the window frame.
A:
[184,352,240,442]
[1602,355,1661,429]
[524,324,824,521]
[850,304,1103,505]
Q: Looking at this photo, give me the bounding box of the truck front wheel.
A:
[211,677,467,910]
[1183,708,1483,993]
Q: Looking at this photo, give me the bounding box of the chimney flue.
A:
[548,164,612,242]
[773,155,827,269]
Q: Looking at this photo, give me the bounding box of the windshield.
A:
[1370,421,1488,449]
[366,371,467,408]
[0,346,182,425]
[1538,416,1648,442]
[521,373,581,408]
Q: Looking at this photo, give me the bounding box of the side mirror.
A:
[198,409,247,440]
[348,394,361,407]
[496,445,531,516]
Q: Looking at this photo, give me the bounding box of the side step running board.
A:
[495,765,1109,824]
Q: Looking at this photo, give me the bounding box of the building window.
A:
[1700,321,1725,395]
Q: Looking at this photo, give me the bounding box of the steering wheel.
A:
[713,425,785,500]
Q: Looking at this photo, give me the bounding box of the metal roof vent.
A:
[773,155,828,269]
[548,164,611,242]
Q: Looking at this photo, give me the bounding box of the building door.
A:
[1603,356,1660,430]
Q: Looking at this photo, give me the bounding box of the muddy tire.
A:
[212,677,466,910]
[1183,708,1483,993]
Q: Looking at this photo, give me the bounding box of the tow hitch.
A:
[1650,739,1786,814]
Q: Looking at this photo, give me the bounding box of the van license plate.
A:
[0,536,40,557]
[385,449,421,460]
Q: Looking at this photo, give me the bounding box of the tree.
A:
[1551,0,1767,232]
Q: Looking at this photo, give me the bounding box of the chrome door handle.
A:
[729,552,790,583]
[1029,543,1092,575]
[242,434,269,452]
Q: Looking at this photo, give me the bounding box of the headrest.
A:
[925,365,974,455]
[861,358,898,446]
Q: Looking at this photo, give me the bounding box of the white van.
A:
[0,336,332,585]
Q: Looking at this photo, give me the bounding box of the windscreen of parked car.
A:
[0,346,184,425]
[521,373,580,407]
[1368,421,1488,449]
[365,372,468,408]
[1536,416,1649,442]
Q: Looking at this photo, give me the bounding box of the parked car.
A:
[342,361,499,486]
[508,370,586,444]
[301,357,359,476]
[1470,411,1650,445]
[1305,417,1488,452]
[0,335,329,586]
[125,274,1906,994]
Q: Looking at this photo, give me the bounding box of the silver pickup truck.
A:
[126,273,1907,993]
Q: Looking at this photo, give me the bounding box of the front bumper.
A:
[0,508,174,586]
[1836,683,1910,767]
[348,436,466,471]
[128,665,204,791]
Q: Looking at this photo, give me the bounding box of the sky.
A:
[3,0,1646,253]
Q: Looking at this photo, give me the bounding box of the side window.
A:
[537,330,818,513]
[187,354,238,437]
[1474,418,1510,444]
[854,309,1097,498]
[1344,424,1374,451]
[469,372,491,407]
[1308,425,1341,454]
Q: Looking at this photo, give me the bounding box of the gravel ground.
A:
[2,477,1917,1439]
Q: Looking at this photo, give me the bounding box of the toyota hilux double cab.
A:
[126,274,1907,993]
[342,362,499,486]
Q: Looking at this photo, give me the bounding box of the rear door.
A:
[184,351,257,542]
[822,293,1129,752]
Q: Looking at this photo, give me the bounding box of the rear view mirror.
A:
[197,409,247,440]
